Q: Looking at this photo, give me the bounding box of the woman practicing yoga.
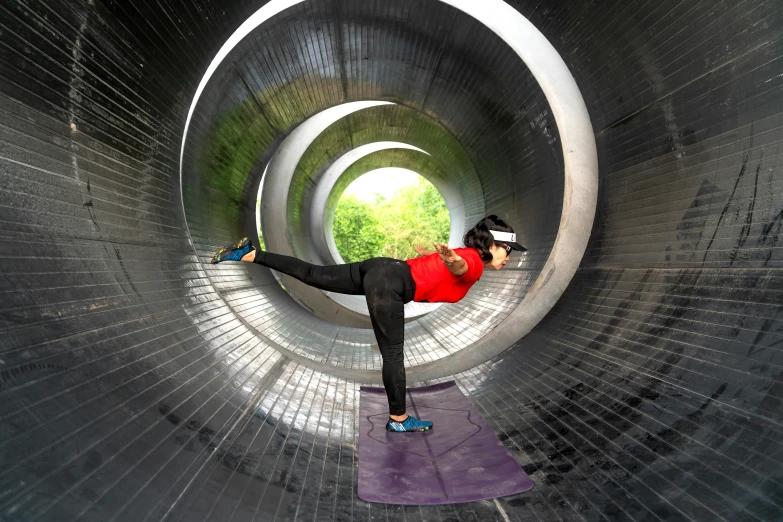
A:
[211,215,526,432]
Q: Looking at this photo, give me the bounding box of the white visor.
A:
[490,231,516,243]
[490,230,527,252]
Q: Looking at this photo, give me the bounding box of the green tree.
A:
[378,179,450,260]
[333,195,385,262]
[333,177,450,262]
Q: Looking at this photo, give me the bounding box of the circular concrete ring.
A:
[309,144,450,318]
[261,105,479,324]
[310,144,465,265]
[179,0,598,381]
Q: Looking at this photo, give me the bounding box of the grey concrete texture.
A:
[1,0,782,521]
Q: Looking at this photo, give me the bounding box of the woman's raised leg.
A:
[249,249,363,295]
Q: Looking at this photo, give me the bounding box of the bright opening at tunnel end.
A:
[334,170,451,264]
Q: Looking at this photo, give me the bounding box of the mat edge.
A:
[359,380,457,394]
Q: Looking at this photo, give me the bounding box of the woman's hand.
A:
[414,243,432,257]
[433,242,467,276]
[433,242,460,265]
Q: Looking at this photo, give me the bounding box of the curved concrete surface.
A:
[1,1,782,521]
[260,101,391,327]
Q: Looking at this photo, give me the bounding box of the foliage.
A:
[333,177,450,262]
[333,196,385,263]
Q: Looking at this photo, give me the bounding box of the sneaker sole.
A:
[212,237,251,264]
[385,425,432,432]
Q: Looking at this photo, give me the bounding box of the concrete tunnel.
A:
[1,0,782,520]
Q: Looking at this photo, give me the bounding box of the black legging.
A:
[253,250,416,415]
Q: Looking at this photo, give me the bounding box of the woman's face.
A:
[486,243,511,270]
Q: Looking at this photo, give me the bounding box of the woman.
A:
[211,215,526,432]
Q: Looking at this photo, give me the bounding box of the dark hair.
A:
[463,215,514,262]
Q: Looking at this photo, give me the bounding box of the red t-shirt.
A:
[405,247,484,303]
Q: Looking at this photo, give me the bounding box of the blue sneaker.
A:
[211,237,254,264]
[386,415,433,432]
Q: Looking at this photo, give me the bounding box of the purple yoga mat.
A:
[358,381,534,505]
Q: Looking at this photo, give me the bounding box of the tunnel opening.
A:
[332,168,451,264]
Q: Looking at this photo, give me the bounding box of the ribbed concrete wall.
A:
[1,1,781,521]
